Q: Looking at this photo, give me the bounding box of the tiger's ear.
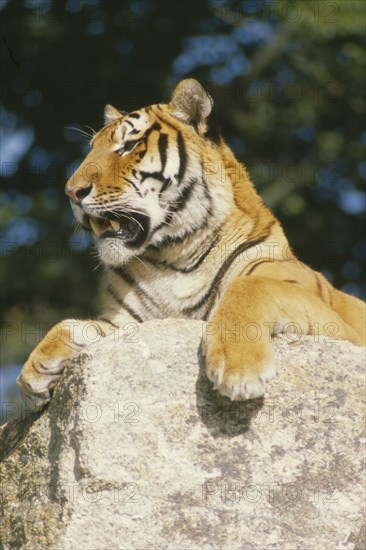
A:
[104,104,124,124]
[169,79,213,133]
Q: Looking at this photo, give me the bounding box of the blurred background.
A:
[1,0,365,420]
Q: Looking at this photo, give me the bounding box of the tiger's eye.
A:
[115,140,139,156]
[124,141,137,151]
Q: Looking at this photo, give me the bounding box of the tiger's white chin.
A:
[96,238,142,266]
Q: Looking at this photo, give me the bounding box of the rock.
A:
[1,319,365,549]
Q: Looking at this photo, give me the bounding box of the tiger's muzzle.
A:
[83,210,150,248]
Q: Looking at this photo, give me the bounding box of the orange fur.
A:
[17,79,366,410]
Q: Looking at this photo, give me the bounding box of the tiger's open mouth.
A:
[86,211,150,247]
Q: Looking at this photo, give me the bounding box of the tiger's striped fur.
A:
[18,79,366,410]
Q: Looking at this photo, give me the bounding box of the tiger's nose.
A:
[65,184,93,203]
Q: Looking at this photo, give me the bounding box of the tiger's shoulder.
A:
[65,78,364,335]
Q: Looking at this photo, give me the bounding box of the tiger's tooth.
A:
[89,218,103,237]
[110,220,120,232]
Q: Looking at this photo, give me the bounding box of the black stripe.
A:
[145,234,220,274]
[315,272,323,300]
[149,213,210,249]
[150,183,201,245]
[123,176,143,197]
[246,219,276,242]
[125,120,134,128]
[142,121,161,142]
[159,177,172,195]
[129,112,141,119]
[178,235,219,272]
[155,112,180,132]
[169,181,193,213]
[328,287,333,307]
[140,170,170,187]
[32,361,60,378]
[245,257,294,277]
[201,176,213,217]
[153,176,212,247]
[154,179,197,236]
[158,133,168,174]
[265,219,277,234]
[176,131,186,182]
[31,361,43,375]
[320,274,333,307]
[99,317,119,329]
[107,285,144,323]
[111,267,161,310]
[183,237,269,319]
[246,259,274,276]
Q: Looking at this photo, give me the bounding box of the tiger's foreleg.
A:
[17,316,137,411]
[203,276,362,401]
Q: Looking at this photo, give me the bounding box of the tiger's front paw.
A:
[17,353,69,411]
[202,331,276,401]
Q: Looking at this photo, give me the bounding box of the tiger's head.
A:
[65,79,234,265]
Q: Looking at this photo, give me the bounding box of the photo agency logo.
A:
[201,478,340,505]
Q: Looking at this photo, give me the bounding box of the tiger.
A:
[17,78,366,411]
